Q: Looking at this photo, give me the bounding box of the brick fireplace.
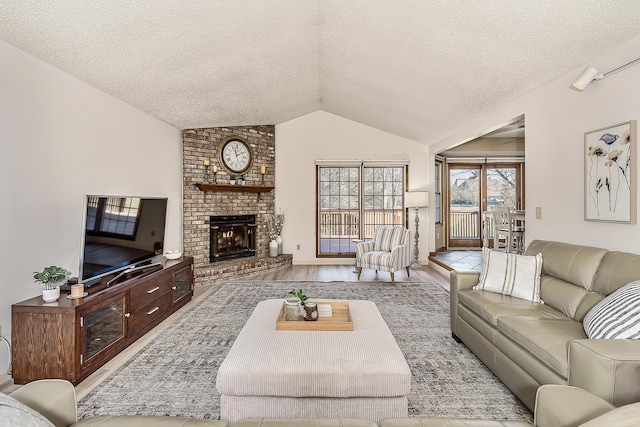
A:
[182,125,292,286]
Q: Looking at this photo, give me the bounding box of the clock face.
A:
[219,138,252,174]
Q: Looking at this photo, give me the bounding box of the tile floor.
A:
[431,249,484,272]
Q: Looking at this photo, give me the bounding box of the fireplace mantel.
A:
[195,183,275,193]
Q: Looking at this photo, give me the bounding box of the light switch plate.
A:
[536,207,543,219]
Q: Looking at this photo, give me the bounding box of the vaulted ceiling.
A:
[2,1,640,143]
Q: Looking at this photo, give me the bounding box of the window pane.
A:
[318,166,361,255]
[318,165,405,256]
[487,167,517,208]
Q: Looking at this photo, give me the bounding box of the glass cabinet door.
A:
[81,295,126,364]
[173,266,192,303]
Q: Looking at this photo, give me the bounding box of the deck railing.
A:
[449,210,480,239]
[319,210,402,239]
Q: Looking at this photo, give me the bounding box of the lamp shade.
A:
[571,67,600,91]
[405,191,429,208]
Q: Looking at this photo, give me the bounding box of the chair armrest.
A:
[449,271,480,336]
[10,379,77,427]
[568,339,640,406]
[389,241,411,269]
[356,241,375,254]
[534,385,614,427]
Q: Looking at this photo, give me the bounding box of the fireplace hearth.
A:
[210,215,257,262]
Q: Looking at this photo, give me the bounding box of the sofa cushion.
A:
[525,240,607,291]
[498,316,586,379]
[592,251,640,297]
[580,401,640,426]
[74,416,225,426]
[583,281,640,339]
[458,289,566,327]
[0,392,54,427]
[539,275,589,320]
[380,418,530,426]
[476,248,542,302]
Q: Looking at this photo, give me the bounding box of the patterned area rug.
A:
[78,281,532,422]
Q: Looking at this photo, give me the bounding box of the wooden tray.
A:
[276,301,353,331]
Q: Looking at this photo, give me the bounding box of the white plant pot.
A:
[42,287,60,303]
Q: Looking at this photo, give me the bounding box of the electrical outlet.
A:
[536,207,543,219]
[296,244,301,250]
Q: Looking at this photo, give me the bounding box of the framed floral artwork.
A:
[585,120,637,223]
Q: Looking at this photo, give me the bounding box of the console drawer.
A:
[128,291,172,333]
[129,273,172,310]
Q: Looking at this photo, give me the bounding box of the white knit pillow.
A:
[584,280,640,339]
[475,247,543,303]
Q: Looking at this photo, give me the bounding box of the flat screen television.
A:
[79,195,168,286]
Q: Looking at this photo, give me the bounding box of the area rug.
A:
[78,281,532,422]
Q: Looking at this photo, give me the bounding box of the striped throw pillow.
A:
[475,247,543,303]
[583,280,640,339]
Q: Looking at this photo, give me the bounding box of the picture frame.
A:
[584,120,637,223]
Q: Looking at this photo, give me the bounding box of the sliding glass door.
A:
[317,164,406,257]
[447,162,524,248]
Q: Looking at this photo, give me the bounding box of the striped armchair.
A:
[356,226,412,284]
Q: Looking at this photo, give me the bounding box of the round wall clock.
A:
[218,136,253,175]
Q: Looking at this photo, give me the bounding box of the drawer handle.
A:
[147,307,160,316]
[147,286,160,294]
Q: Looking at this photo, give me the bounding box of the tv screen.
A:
[79,195,168,284]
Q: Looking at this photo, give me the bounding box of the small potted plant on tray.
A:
[34,265,70,302]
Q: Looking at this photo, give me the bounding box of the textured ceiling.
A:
[2,1,640,143]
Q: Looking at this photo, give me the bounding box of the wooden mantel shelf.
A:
[195,183,275,193]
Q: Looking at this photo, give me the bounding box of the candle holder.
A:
[261,172,265,185]
[213,171,218,183]
[204,164,211,183]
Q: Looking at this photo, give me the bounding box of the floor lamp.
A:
[405,191,429,270]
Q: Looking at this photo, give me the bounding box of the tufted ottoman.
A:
[216,299,411,423]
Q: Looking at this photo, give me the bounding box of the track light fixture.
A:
[572,57,640,91]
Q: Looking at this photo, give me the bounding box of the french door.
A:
[448,166,482,247]
[447,163,524,248]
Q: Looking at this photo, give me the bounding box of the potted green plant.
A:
[288,289,308,305]
[33,266,70,302]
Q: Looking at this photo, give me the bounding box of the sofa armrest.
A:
[534,385,614,427]
[449,271,480,336]
[568,339,640,406]
[10,379,77,427]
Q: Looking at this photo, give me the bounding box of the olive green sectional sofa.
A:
[450,239,640,410]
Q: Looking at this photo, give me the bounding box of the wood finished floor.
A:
[0,264,450,399]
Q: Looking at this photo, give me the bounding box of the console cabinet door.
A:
[172,265,193,305]
[79,293,128,374]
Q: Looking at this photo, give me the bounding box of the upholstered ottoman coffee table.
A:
[216,299,411,423]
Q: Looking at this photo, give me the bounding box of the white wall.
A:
[429,34,640,254]
[276,111,429,264]
[0,40,182,374]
